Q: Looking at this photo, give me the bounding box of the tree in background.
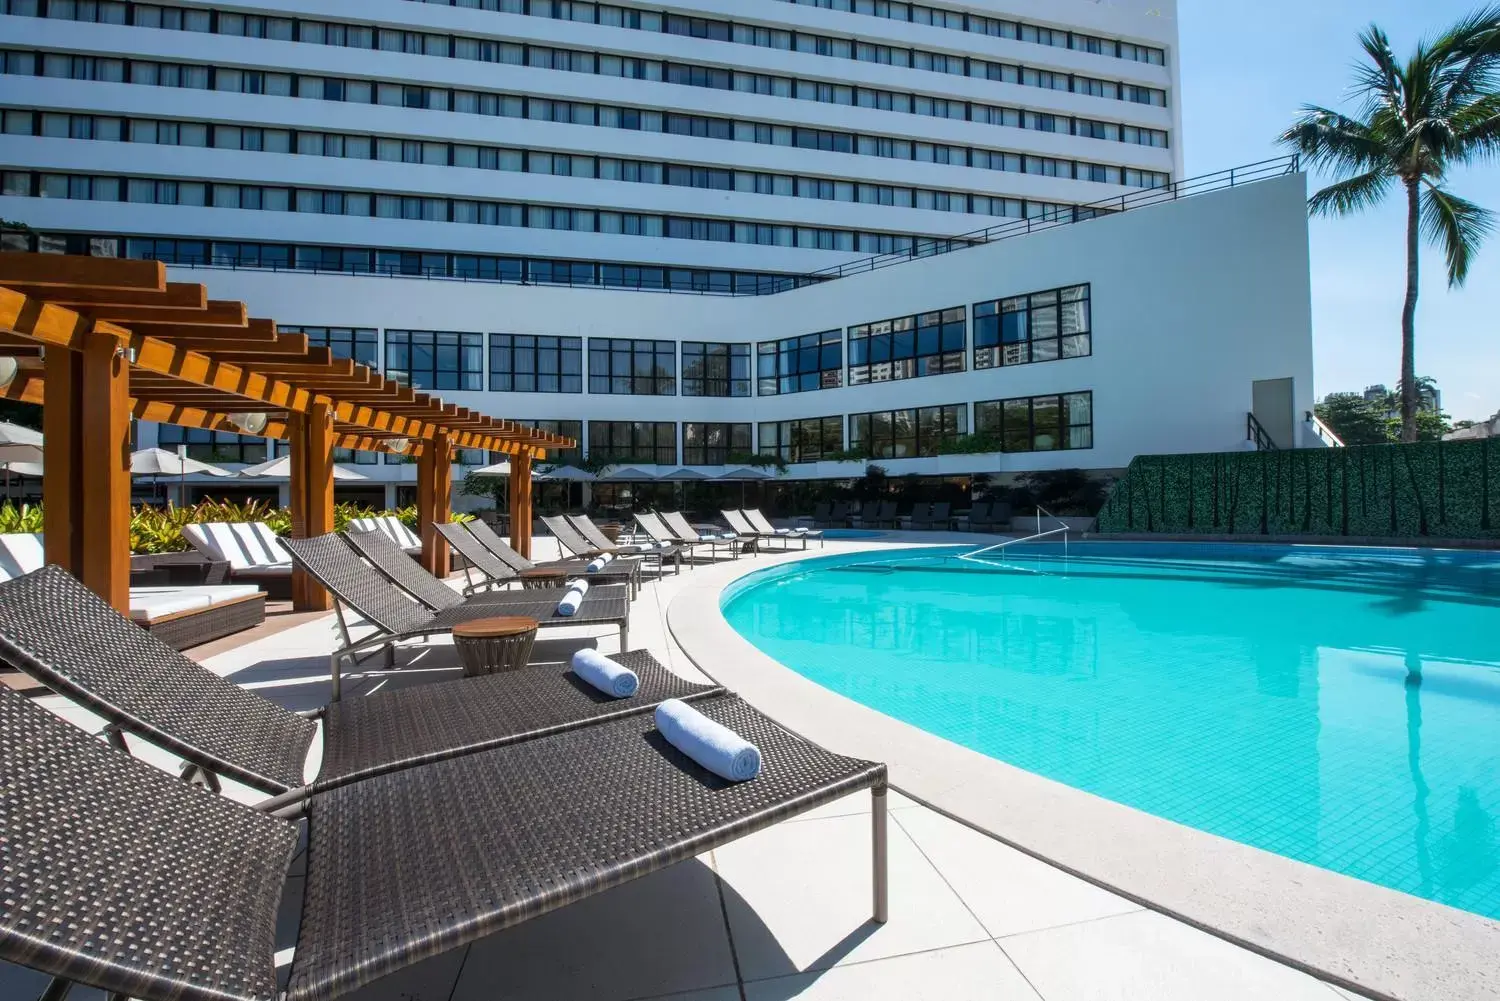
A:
[1316,393,1395,444]
[1280,8,1500,443]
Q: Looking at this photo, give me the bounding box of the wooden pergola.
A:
[0,254,571,611]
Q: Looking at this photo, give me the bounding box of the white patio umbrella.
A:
[471,460,513,477]
[0,422,44,500]
[131,447,232,505]
[238,456,370,480]
[533,464,597,482]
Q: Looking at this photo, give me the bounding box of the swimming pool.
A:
[721,542,1500,920]
[820,529,885,539]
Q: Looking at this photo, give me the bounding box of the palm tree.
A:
[1279,8,1500,442]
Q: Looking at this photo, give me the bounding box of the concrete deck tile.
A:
[713,813,989,981]
[998,909,1342,1001]
[743,941,1040,1001]
[893,807,1143,938]
[784,788,921,824]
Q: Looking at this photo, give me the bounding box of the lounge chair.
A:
[464,518,643,597]
[746,507,824,548]
[636,510,719,565]
[345,527,519,604]
[0,563,716,799]
[546,513,681,576]
[662,510,753,558]
[721,508,798,550]
[965,500,992,532]
[856,500,880,527]
[811,501,834,526]
[875,499,898,528]
[828,501,852,527]
[930,502,953,530]
[908,503,932,530]
[283,533,631,700]
[0,532,265,650]
[0,678,887,1001]
[347,514,423,555]
[182,520,294,598]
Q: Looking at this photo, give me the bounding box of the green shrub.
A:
[0,503,43,534]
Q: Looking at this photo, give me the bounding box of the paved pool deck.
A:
[5,533,1488,1001]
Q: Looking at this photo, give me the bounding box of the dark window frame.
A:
[280,325,379,367]
[488,332,583,393]
[849,404,968,458]
[975,391,1094,452]
[155,424,268,464]
[682,422,752,464]
[756,329,842,395]
[383,329,484,390]
[847,306,966,385]
[973,283,1091,370]
[586,420,677,465]
[680,341,751,397]
[587,336,677,395]
[757,415,844,463]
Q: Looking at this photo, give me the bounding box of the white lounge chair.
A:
[182,521,294,597]
[0,532,265,649]
[348,515,423,555]
[744,508,823,548]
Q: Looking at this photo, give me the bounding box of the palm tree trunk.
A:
[1400,180,1421,443]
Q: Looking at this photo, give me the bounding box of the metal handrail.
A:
[958,505,1071,564]
[1305,410,1346,447]
[1247,412,1279,451]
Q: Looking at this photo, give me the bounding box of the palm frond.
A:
[1307,169,1393,218]
[1278,106,1390,171]
[1420,184,1496,286]
[1353,24,1406,121]
[1450,91,1500,162]
[1432,6,1500,114]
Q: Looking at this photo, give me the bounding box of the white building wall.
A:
[118,172,1316,483]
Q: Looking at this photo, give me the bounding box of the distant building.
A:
[1443,413,1500,442]
[1348,383,1441,418]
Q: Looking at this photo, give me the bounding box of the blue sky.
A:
[1176,0,1500,422]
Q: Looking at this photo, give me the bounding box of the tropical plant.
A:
[1279,7,1500,442]
[1315,393,1398,445]
[0,502,43,534]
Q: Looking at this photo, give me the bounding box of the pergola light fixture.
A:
[0,355,17,390]
[226,411,269,435]
[383,437,411,454]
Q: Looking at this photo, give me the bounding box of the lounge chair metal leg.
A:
[620,622,629,651]
[36,976,73,1001]
[329,651,343,703]
[872,785,889,923]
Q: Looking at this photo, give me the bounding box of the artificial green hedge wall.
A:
[1094,439,1500,539]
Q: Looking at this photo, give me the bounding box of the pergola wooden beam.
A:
[83,299,249,327]
[0,255,164,291]
[4,282,207,309]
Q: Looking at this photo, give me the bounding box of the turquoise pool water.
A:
[821,529,885,539]
[721,543,1500,920]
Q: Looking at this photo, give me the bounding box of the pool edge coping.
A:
[666,539,1500,1001]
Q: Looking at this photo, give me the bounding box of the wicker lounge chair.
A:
[344,527,522,605]
[662,510,752,558]
[746,508,824,548]
[0,563,717,800]
[811,501,834,526]
[464,518,643,597]
[875,500,898,528]
[545,513,681,576]
[908,503,933,530]
[181,521,295,598]
[721,508,797,550]
[856,500,881,527]
[283,534,631,700]
[637,510,721,565]
[0,679,888,1001]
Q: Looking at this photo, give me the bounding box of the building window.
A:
[847,307,966,385]
[587,337,676,395]
[281,325,378,366]
[587,421,677,465]
[682,422,752,464]
[501,419,583,466]
[384,329,483,390]
[757,329,842,395]
[333,447,382,465]
[974,284,1090,369]
[849,405,968,458]
[975,392,1093,452]
[757,415,844,463]
[156,425,268,464]
[488,333,582,393]
[681,342,751,397]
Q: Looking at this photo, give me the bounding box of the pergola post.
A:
[42,335,130,611]
[418,431,452,578]
[510,451,533,559]
[289,400,335,611]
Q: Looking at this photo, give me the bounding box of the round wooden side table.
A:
[519,567,570,589]
[451,616,538,677]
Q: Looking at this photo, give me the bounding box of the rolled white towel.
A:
[556,580,588,616]
[571,649,639,698]
[586,555,608,573]
[773,528,791,535]
[654,699,762,782]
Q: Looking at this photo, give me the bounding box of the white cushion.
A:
[180,523,225,562]
[0,532,45,582]
[128,584,262,623]
[248,522,293,564]
[377,515,422,550]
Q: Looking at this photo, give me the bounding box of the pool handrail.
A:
[959,505,1071,565]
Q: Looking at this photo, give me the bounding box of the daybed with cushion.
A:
[0,533,265,650]
[347,514,423,555]
[182,521,294,598]
[0,563,716,800]
[0,677,888,1001]
[284,533,631,699]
